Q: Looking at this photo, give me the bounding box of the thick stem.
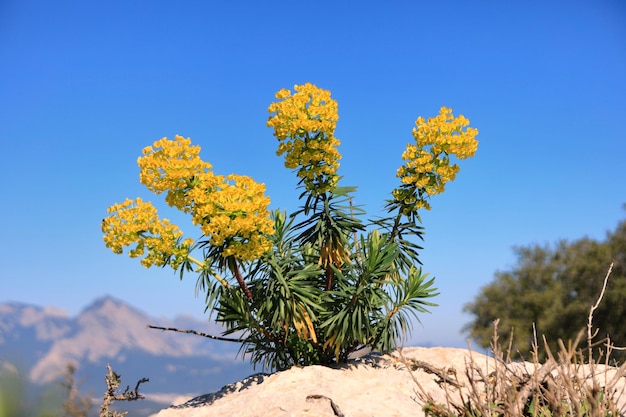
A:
[325,265,333,291]
[228,257,253,302]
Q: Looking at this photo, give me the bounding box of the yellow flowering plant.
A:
[267,83,341,195]
[102,83,478,370]
[392,106,479,213]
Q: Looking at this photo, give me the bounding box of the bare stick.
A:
[587,263,614,361]
[515,356,557,414]
[147,325,243,343]
[100,364,149,417]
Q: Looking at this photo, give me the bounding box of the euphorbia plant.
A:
[102,83,478,370]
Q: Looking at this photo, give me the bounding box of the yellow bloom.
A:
[267,83,341,195]
[137,135,213,211]
[394,107,478,213]
[193,174,274,262]
[106,136,275,265]
[102,198,191,268]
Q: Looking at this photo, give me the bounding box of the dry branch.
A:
[147,325,243,342]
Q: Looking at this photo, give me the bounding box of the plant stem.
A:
[325,265,333,291]
[389,210,403,242]
[228,257,253,302]
[187,255,230,288]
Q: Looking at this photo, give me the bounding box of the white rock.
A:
[150,347,626,417]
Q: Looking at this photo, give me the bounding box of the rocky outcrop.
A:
[151,346,626,417]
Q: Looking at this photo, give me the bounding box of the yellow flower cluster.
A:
[105,136,275,263]
[188,174,274,262]
[138,135,215,211]
[101,198,194,268]
[267,83,341,194]
[393,107,478,212]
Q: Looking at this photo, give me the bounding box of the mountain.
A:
[0,296,256,416]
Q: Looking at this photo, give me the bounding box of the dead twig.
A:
[100,364,149,417]
[147,325,243,342]
[588,262,614,361]
[403,357,461,389]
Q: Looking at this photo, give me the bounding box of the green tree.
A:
[102,83,479,370]
[464,217,626,362]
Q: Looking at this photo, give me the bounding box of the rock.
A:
[150,346,626,417]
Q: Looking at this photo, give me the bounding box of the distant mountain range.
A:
[0,296,257,416]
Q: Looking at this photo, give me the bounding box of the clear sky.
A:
[1,0,625,348]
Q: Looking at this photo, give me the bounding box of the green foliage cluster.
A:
[200,187,439,370]
[464,216,626,363]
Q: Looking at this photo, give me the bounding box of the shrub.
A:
[102,83,478,370]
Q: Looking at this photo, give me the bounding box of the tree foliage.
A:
[464,217,626,362]
[102,82,479,370]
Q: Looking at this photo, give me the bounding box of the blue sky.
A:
[1,0,625,348]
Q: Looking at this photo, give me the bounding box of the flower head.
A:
[106,136,275,265]
[267,83,341,194]
[101,198,193,268]
[190,174,275,262]
[393,107,478,213]
[138,135,213,211]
